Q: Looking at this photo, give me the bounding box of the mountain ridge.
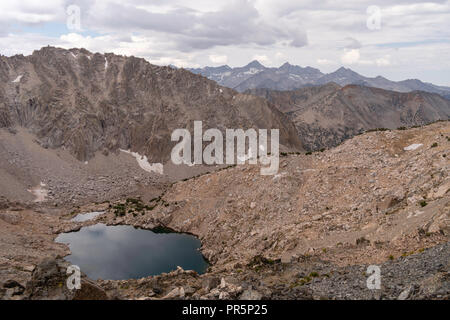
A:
[247,83,450,151]
[189,61,450,98]
[0,46,303,164]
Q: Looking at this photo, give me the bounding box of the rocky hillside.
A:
[2,122,448,300]
[104,122,449,267]
[54,122,448,300]
[0,47,302,163]
[248,84,450,151]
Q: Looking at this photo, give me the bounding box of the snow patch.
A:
[87,55,91,60]
[289,74,302,80]
[71,211,105,222]
[28,183,48,202]
[243,68,262,75]
[404,144,423,151]
[12,75,23,83]
[104,57,108,70]
[120,149,164,174]
[70,52,77,59]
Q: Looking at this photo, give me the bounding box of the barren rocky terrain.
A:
[0,46,304,207]
[1,122,448,300]
[248,84,450,151]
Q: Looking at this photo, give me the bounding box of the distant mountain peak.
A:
[245,60,265,69]
[402,78,422,84]
[334,66,358,75]
[188,61,450,96]
[205,65,231,70]
[279,62,297,71]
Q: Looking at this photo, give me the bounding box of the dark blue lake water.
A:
[55,223,208,280]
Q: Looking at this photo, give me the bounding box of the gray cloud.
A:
[0,0,449,85]
[341,37,362,49]
[76,0,307,51]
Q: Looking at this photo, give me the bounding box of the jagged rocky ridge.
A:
[0,47,302,162]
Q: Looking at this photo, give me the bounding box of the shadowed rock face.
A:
[248,84,450,151]
[0,47,302,162]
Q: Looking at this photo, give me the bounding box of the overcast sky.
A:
[1,0,450,86]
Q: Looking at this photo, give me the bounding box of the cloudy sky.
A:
[1,0,450,85]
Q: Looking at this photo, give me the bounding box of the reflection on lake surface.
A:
[55,223,208,280]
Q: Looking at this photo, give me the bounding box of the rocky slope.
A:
[103,122,449,300]
[0,122,440,300]
[0,127,171,206]
[0,47,302,164]
[190,62,450,97]
[97,242,449,300]
[0,47,303,205]
[1,122,448,300]
[101,121,449,267]
[248,84,450,151]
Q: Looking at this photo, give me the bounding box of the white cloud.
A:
[340,37,362,49]
[340,50,392,67]
[0,0,64,24]
[275,52,285,59]
[151,56,199,68]
[341,49,360,65]
[376,56,391,67]
[209,54,228,64]
[317,58,335,65]
[252,54,270,64]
